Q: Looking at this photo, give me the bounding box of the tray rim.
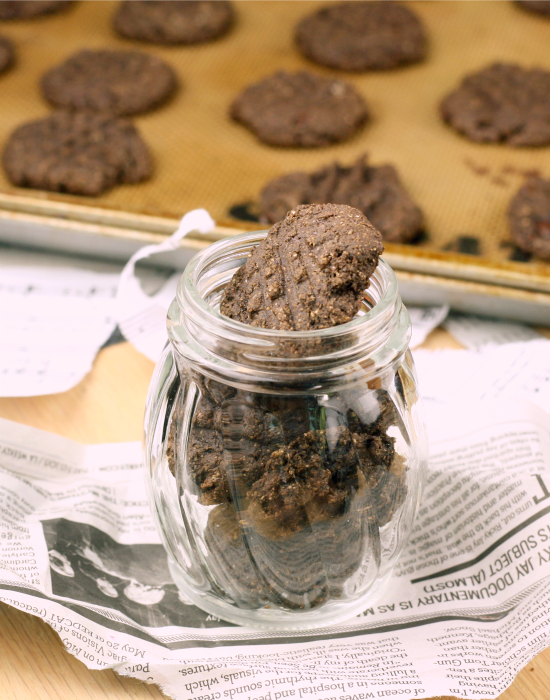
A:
[0,191,549,295]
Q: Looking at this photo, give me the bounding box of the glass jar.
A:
[144,230,427,630]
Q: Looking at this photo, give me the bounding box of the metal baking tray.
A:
[0,1,549,322]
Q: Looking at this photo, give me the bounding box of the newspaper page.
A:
[407,305,449,349]
[413,339,550,415]
[443,314,541,350]
[0,265,119,397]
[116,209,215,362]
[0,245,170,398]
[1,388,549,700]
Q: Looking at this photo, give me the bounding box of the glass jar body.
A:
[144,232,427,630]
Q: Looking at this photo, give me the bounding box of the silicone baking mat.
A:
[0,0,549,267]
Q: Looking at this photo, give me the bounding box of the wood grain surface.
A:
[0,337,549,700]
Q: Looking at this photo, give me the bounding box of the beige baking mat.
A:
[0,0,549,268]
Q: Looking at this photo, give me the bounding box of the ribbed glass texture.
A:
[144,231,427,630]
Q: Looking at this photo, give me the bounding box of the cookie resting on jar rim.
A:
[143,205,427,630]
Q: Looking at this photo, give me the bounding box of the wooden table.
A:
[0,336,549,700]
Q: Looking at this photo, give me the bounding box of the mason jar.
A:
[144,230,427,630]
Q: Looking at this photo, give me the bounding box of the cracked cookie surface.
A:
[295,1,427,71]
[230,71,368,148]
[440,62,550,146]
[3,111,152,196]
[260,154,424,243]
[42,49,177,117]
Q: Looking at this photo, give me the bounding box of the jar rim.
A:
[176,229,399,341]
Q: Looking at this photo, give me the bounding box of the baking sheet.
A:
[0,0,549,276]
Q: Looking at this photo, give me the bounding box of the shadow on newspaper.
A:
[41,518,233,629]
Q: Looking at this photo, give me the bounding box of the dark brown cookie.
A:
[204,504,265,606]
[295,1,427,72]
[41,49,177,117]
[508,176,550,259]
[0,1,72,19]
[260,154,424,243]
[0,34,14,74]
[205,500,368,609]
[113,0,234,45]
[440,62,550,146]
[186,389,403,536]
[230,71,368,148]
[246,429,352,538]
[3,111,152,196]
[515,0,550,17]
[220,203,383,331]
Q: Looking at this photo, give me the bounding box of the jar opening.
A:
[170,231,410,378]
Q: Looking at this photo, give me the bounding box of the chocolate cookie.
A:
[0,34,14,74]
[113,0,234,45]
[186,387,406,608]
[220,203,383,331]
[295,1,427,72]
[515,1,550,17]
[230,71,368,148]
[0,1,72,19]
[205,499,369,609]
[508,176,550,259]
[205,505,265,606]
[260,155,424,243]
[440,62,550,146]
[3,111,152,196]
[41,49,177,117]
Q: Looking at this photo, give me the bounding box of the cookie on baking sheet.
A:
[509,176,550,259]
[3,111,152,197]
[0,1,72,20]
[515,0,550,17]
[0,34,14,74]
[41,49,177,117]
[259,154,424,243]
[295,1,427,71]
[230,70,368,148]
[440,62,550,146]
[113,0,234,45]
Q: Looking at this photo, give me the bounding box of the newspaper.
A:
[1,385,549,700]
[413,339,550,415]
[116,209,215,362]
[407,305,449,349]
[0,245,177,397]
[443,314,542,350]
[0,265,119,397]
